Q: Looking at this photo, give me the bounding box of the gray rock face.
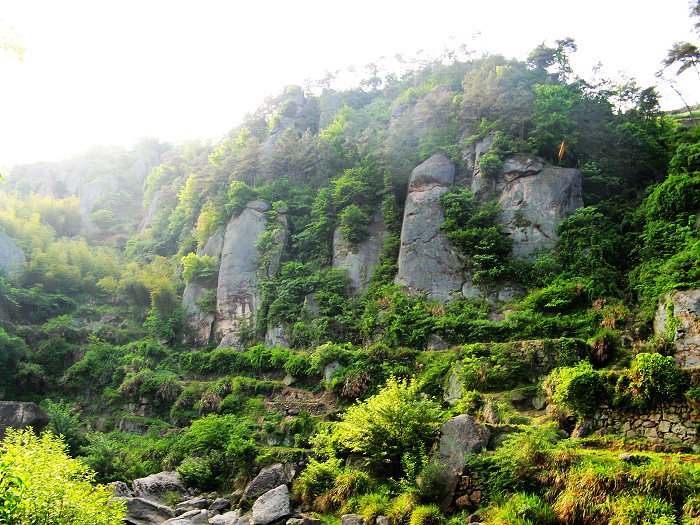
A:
[162,509,209,525]
[433,415,490,510]
[435,415,490,472]
[131,471,189,506]
[0,230,24,278]
[265,326,289,349]
[209,497,232,513]
[324,361,342,383]
[115,497,176,525]
[333,212,388,293]
[243,463,289,501]
[175,497,209,511]
[0,401,49,439]
[106,481,133,498]
[443,365,464,405]
[340,515,364,525]
[216,201,270,350]
[395,154,462,302]
[210,510,241,525]
[251,485,291,525]
[498,163,583,259]
[654,289,700,368]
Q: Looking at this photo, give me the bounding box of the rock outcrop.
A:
[0,401,49,438]
[131,471,189,506]
[432,415,490,511]
[0,230,25,278]
[115,497,176,525]
[182,233,224,346]
[242,463,289,501]
[215,201,270,350]
[654,289,700,368]
[251,485,291,525]
[395,154,462,302]
[498,161,583,258]
[333,212,387,293]
[162,510,209,525]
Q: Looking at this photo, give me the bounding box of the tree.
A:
[0,429,125,524]
[334,377,443,475]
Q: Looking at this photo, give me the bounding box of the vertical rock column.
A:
[394,153,462,302]
[215,200,270,350]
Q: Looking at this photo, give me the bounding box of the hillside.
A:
[1,40,700,525]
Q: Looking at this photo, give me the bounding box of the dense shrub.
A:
[334,378,444,476]
[620,352,689,408]
[1,429,125,524]
[543,362,608,418]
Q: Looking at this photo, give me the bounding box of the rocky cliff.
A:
[394,150,583,303]
[215,201,271,350]
[654,289,700,368]
[332,212,388,294]
[394,154,462,302]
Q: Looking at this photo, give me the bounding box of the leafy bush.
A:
[486,493,557,525]
[1,429,125,524]
[334,377,444,475]
[181,253,218,284]
[283,352,313,377]
[478,153,503,176]
[622,352,689,407]
[292,458,343,507]
[339,204,370,244]
[543,362,607,418]
[440,189,512,286]
[409,503,444,525]
[226,181,258,216]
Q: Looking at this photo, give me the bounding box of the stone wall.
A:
[591,402,699,447]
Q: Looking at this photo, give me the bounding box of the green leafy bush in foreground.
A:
[1,429,125,525]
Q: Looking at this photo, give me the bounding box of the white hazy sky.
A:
[1,0,698,168]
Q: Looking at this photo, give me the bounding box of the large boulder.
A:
[434,415,490,473]
[215,201,270,350]
[243,463,289,501]
[654,289,700,368]
[432,415,490,511]
[0,401,49,439]
[106,481,133,498]
[0,230,24,278]
[115,497,176,525]
[210,511,241,525]
[498,162,583,259]
[395,154,462,302]
[251,485,291,525]
[131,471,189,505]
[161,510,209,525]
[333,212,388,293]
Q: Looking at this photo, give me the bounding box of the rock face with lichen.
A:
[333,212,388,294]
[496,158,583,259]
[395,150,582,303]
[395,154,462,302]
[654,289,700,368]
[215,201,270,350]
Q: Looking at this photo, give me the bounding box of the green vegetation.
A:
[0,429,125,524]
[1,24,700,523]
